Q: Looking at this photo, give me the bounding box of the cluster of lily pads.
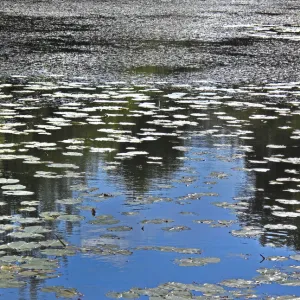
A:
[1,78,300,298]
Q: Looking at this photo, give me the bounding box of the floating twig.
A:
[54,234,67,247]
[260,254,265,263]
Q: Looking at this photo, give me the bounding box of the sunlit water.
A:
[0,78,299,299]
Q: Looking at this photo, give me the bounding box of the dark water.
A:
[1,0,300,299]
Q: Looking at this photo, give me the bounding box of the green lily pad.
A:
[231,226,264,238]
[89,215,120,225]
[57,214,84,222]
[20,257,58,270]
[19,207,36,212]
[3,190,34,196]
[281,281,300,286]
[42,286,82,299]
[23,226,51,234]
[174,257,220,267]
[0,280,26,288]
[162,226,190,232]
[0,241,40,251]
[121,211,139,216]
[20,201,40,206]
[41,248,76,256]
[1,184,26,190]
[0,255,26,263]
[267,256,288,261]
[141,219,174,224]
[136,246,202,254]
[0,178,20,184]
[56,198,82,205]
[0,224,18,231]
[13,217,43,224]
[220,279,257,288]
[81,245,132,256]
[40,211,64,220]
[39,240,67,248]
[106,291,141,299]
[7,232,44,239]
[47,163,79,169]
[99,234,121,240]
[107,226,133,232]
[290,254,300,261]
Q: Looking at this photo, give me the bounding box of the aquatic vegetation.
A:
[231,226,265,238]
[42,286,82,299]
[162,225,191,232]
[136,246,202,254]
[89,215,120,225]
[174,257,220,267]
[1,78,300,299]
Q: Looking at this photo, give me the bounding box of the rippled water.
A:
[0,78,299,299]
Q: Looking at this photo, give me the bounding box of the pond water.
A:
[0,78,299,299]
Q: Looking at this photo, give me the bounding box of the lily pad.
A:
[1,184,26,190]
[174,257,220,267]
[42,286,82,298]
[0,241,40,251]
[40,211,64,220]
[3,190,34,196]
[0,179,19,184]
[57,215,84,222]
[56,198,82,205]
[141,219,174,224]
[136,246,202,254]
[264,224,297,230]
[89,215,120,225]
[40,240,67,248]
[290,254,300,261]
[7,232,44,239]
[231,226,264,238]
[20,201,40,206]
[162,226,190,232]
[107,226,133,232]
[41,248,76,256]
[20,257,58,270]
[0,280,26,288]
[121,211,139,216]
[220,278,257,288]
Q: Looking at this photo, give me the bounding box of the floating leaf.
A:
[0,179,19,184]
[57,215,84,222]
[56,198,82,205]
[141,219,173,224]
[1,184,26,190]
[89,215,119,225]
[220,279,257,288]
[7,232,44,239]
[162,226,190,232]
[3,190,34,196]
[174,257,220,267]
[231,226,264,238]
[136,246,202,254]
[107,226,133,232]
[264,224,297,230]
[0,241,40,251]
[41,249,76,256]
[42,286,82,298]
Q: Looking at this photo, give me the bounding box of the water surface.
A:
[0,79,300,299]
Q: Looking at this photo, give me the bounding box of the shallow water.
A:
[0,78,299,299]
